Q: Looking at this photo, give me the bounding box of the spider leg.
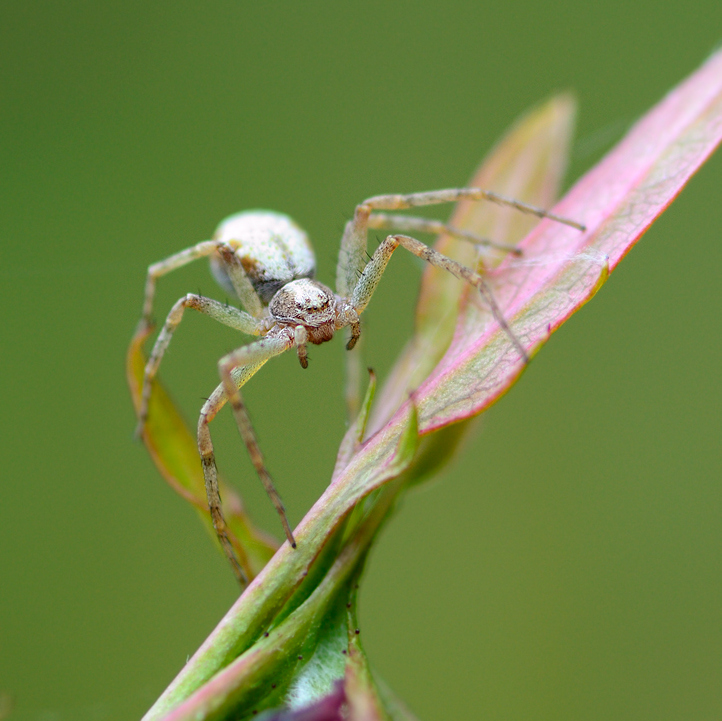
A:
[213,243,265,318]
[197,377,250,588]
[337,187,585,297]
[136,294,264,437]
[138,240,218,333]
[362,188,585,229]
[137,239,266,335]
[351,234,530,364]
[367,212,522,255]
[217,334,298,548]
[197,333,295,584]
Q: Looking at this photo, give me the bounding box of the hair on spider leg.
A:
[335,251,364,281]
[342,266,360,283]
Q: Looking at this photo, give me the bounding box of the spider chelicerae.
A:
[135,188,584,586]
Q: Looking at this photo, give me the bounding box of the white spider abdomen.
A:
[210,210,316,303]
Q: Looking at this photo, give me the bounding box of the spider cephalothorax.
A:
[269,279,339,343]
[266,278,359,366]
[136,190,584,586]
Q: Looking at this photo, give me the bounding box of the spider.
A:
[135,188,584,586]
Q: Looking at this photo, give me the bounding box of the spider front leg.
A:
[197,380,250,587]
[361,188,586,229]
[352,233,530,363]
[367,212,522,255]
[136,294,265,437]
[197,333,294,585]
[336,187,585,297]
[216,334,298,548]
[198,375,264,587]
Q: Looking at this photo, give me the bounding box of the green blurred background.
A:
[2,2,721,719]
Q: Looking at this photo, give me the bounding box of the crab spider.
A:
[135,188,585,586]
